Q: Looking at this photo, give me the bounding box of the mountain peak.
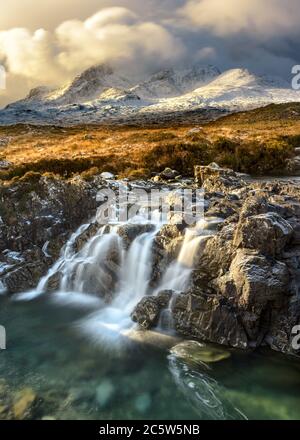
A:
[131,63,221,99]
[46,63,132,105]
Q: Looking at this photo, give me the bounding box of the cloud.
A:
[179,0,300,38]
[55,7,184,74]
[0,7,184,105]
[0,1,300,107]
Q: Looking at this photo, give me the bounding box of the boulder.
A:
[170,340,231,365]
[195,163,245,193]
[234,212,293,256]
[117,223,155,250]
[171,292,248,349]
[13,388,39,420]
[131,296,161,329]
[131,291,174,330]
[215,249,289,340]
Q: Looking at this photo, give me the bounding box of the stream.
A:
[0,186,300,420]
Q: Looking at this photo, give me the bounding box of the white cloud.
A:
[179,0,300,37]
[0,7,185,104]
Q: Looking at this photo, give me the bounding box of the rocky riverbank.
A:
[1,165,300,356]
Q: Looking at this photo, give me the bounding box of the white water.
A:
[15,205,221,344]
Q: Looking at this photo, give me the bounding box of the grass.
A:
[0,103,300,182]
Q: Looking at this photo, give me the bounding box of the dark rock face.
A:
[171,292,248,349]
[2,164,300,357]
[233,212,293,256]
[131,297,161,329]
[131,290,173,329]
[0,173,101,294]
[132,165,300,356]
[117,223,155,250]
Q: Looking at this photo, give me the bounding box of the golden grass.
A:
[0,108,300,182]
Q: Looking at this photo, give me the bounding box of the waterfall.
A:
[15,187,221,344]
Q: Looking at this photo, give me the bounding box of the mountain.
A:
[131,64,221,99]
[1,64,300,126]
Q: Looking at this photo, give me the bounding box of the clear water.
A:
[0,294,300,420]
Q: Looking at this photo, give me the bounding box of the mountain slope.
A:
[1,65,300,126]
[131,64,220,99]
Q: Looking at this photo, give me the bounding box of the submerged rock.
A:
[13,388,39,420]
[170,340,231,365]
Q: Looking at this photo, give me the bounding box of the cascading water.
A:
[16,186,221,346]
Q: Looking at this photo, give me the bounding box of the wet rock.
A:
[73,223,101,253]
[171,292,248,349]
[170,340,231,365]
[117,223,155,250]
[234,212,293,256]
[13,388,39,420]
[134,393,152,413]
[215,249,289,341]
[2,261,48,294]
[150,224,185,286]
[95,379,115,408]
[0,173,100,294]
[131,297,161,329]
[156,290,173,307]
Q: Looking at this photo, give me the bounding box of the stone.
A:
[171,292,248,349]
[95,379,115,408]
[100,172,115,180]
[117,223,155,250]
[134,393,152,413]
[131,296,161,329]
[13,388,39,420]
[160,168,179,180]
[195,163,245,193]
[234,212,293,256]
[170,340,231,365]
[215,249,289,340]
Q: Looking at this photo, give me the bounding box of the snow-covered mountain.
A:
[1,64,300,125]
[131,64,220,99]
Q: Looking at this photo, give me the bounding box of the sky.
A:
[0,0,299,106]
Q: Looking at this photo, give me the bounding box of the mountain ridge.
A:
[1,63,300,126]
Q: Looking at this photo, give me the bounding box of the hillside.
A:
[1,102,300,182]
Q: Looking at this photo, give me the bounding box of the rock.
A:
[2,262,47,294]
[234,212,293,256]
[195,163,245,193]
[215,249,289,340]
[0,160,11,169]
[117,223,155,250]
[170,340,231,366]
[150,224,185,286]
[171,292,248,349]
[95,379,115,408]
[13,388,39,420]
[134,393,152,413]
[100,172,115,180]
[156,290,173,307]
[160,168,179,180]
[131,296,161,329]
[0,173,100,294]
[192,224,235,285]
